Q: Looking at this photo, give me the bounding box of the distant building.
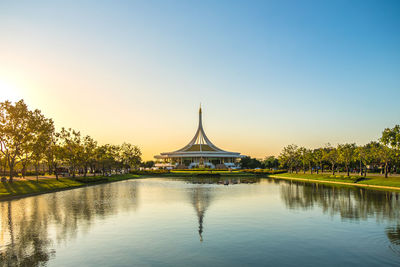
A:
[154,106,245,169]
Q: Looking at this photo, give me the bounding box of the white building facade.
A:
[154,107,245,169]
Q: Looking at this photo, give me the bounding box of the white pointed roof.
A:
[155,106,244,159]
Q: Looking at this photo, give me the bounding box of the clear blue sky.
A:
[0,0,399,159]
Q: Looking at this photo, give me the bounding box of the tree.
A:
[298,147,314,174]
[380,127,400,178]
[338,143,356,176]
[263,156,279,169]
[305,149,315,174]
[381,125,400,174]
[313,148,324,174]
[45,131,63,180]
[81,135,97,177]
[141,160,155,169]
[0,151,5,177]
[374,143,393,178]
[95,144,119,175]
[279,145,299,173]
[240,156,262,169]
[30,110,54,181]
[120,143,142,171]
[58,128,83,178]
[355,145,367,176]
[0,100,33,182]
[324,144,338,175]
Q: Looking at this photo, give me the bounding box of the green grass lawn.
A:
[0,174,139,200]
[271,173,400,188]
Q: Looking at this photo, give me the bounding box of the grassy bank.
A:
[0,174,140,200]
[269,173,400,191]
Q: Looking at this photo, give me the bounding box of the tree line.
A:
[239,156,279,169]
[0,100,142,182]
[240,126,400,178]
[278,126,400,177]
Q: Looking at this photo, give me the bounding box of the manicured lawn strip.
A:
[0,174,140,200]
[356,177,400,187]
[269,173,400,190]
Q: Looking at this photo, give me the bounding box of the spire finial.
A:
[199,103,202,114]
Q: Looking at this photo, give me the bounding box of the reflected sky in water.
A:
[1,178,399,266]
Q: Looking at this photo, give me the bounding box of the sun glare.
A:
[0,80,22,102]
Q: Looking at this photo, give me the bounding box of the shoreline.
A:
[2,172,400,202]
[0,174,141,202]
[268,175,400,192]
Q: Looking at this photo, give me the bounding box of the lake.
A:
[1,177,399,266]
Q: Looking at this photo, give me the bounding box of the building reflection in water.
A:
[0,181,138,267]
[185,177,261,242]
[189,186,212,242]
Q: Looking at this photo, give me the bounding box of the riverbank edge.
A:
[2,172,400,202]
[268,175,400,192]
[0,173,245,201]
[0,175,143,202]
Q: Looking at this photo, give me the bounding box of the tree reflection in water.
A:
[278,179,400,248]
[0,182,138,267]
[386,225,400,245]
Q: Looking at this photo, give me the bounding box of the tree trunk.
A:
[332,163,335,175]
[359,161,362,176]
[48,162,53,176]
[346,166,350,177]
[8,156,15,182]
[364,166,367,177]
[9,166,14,182]
[21,164,26,178]
[35,163,39,182]
[3,160,6,177]
[385,162,388,178]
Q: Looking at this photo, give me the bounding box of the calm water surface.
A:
[1,177,400,266]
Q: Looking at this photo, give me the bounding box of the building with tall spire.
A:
[154,106,245,169]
